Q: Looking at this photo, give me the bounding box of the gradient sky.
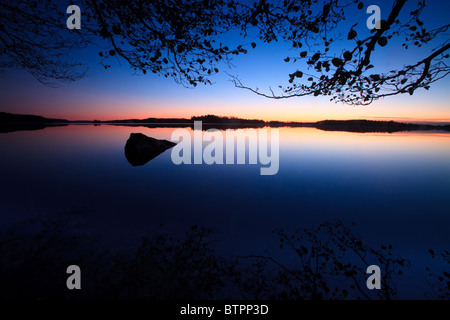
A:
[1,0,449,123]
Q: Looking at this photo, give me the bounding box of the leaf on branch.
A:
[176,45,185,53]
[343,51,352,61]
[294,71,303,78]
[332,58,343,67]
[347,29,357,40]
[378,37,388,47]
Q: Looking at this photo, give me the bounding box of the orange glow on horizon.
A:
[57,111,450,124]
[28,93,450,124]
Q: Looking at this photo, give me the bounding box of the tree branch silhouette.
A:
[232,0,450,105]
[0,0,89,86]
[1,0,448,103]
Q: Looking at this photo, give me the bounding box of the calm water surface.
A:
[1,125,449,299]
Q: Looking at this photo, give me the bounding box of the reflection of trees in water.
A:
[236,221,410,300]
[102,225,234,299]
[0,211,97,299]
[426,250,450,300]
[0,214,447,300]
[0,215,234,300]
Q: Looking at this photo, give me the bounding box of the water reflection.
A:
[0,125,449,299]
[0,213,448,300]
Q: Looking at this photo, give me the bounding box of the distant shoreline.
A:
[1,112,449,134]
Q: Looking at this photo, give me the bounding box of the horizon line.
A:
[2,111,450,125]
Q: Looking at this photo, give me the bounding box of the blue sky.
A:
[0,0,449,122]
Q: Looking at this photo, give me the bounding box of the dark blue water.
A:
[0,125,449,299]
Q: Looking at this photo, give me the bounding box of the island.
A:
[0,112,69,133]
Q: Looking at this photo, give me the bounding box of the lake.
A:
[0,124,449,299]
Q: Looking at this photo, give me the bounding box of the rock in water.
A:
[125,133,176,166]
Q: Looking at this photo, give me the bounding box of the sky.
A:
[1,0,449,123]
